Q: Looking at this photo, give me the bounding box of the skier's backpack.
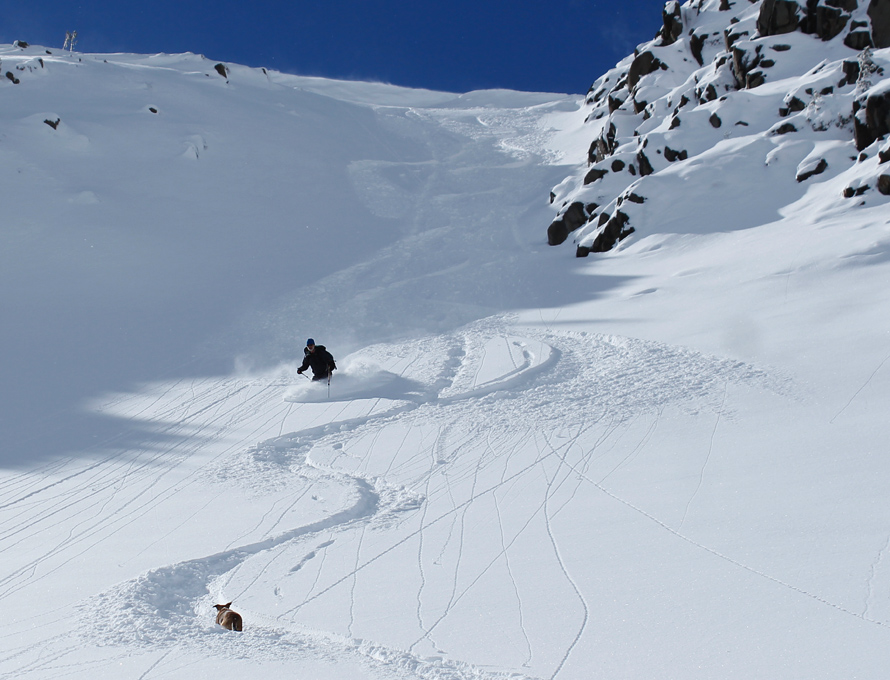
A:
[316,345,336,371]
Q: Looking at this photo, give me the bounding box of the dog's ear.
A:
[223,602,233,608]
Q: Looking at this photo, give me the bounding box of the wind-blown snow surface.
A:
[2,28,890,680]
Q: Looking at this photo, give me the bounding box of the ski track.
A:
[541,433,590,680]
[492,429,535,669]
[863,532,890,622]
[678,381,728,531]
[1,320,792,679]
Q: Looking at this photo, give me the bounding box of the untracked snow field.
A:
[2,37,890,680]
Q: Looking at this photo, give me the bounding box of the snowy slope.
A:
[4,2,890,677]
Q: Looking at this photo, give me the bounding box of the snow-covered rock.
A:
[547,0,890,256]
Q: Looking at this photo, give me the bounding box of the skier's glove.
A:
[297,368,304,374]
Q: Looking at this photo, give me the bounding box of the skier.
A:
[297,338,336,382]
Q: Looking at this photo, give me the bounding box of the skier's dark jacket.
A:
[299,345,336,381]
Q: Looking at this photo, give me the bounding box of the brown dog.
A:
[213,602,243,631]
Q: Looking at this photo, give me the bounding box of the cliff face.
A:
[548,0,890,256]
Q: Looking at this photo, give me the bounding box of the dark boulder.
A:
[699,83,719,103]
[588,123,618,163]
[659,2,684,46]
[584,168,608,185]
[772,122,798,135]
[801,3,849,40]
[547,221,570,246]
[608,95,625,113]
[731,44,763,88]
[690,32,706,66]
[878,174,890,194]
[561,201,589,231]
[845,20,873,49]
[779,95,807,116]
[747,71,766,88]
[869,0,890,48]
[628,51,664,89]
[547,202,588,246]
[663,147,688,162]
[590,211,635,253]
[854,90,890,150]
[757,0,802,36]
[796,158,828,181]
[841,60,861,86]
[637,151,654,177]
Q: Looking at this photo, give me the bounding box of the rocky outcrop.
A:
[546,0,890,254]
[658,1,684,46]
[756,0,890,47]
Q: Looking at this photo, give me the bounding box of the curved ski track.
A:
[0,322,789,679]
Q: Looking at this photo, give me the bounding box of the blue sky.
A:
[2,0,668,94]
